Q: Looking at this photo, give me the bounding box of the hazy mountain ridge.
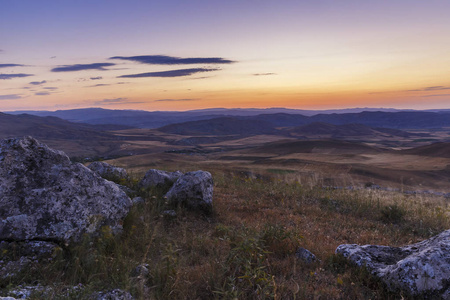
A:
[5,107,450,129]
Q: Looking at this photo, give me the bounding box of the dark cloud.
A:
[43,87,58,90]
[51,63,115,72]
[253,73,276,76]
[154,98,197,102]
[29,80,47,85]
[0,64,25,68]
[110,55,234,65]
[0,94,22,100]
[0,73,33,80]
[90,76,103,80]
[118,68,219,78]
[35,92,50,96]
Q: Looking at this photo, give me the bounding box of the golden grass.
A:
[1,158,448,299]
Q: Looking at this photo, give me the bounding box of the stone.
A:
[295,247,318,264]
[94,289,134,300]
[130,263,150,277]
[139,169,182,189]
[165,171,213,213]
[336,230,450,297]
[132,197,145,205]
[88,161,128,181]
[0,136,132,243]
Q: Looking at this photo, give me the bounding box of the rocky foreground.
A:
[0,136,448,299]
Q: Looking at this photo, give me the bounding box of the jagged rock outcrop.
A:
[139,169,182,189]
[88,161,128,181]
[165,171,213,213]
[336,230,450,297]
[0,136,132,243]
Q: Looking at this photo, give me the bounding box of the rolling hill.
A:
[401,142,450,158]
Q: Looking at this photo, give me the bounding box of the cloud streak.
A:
[35,92,51,96]
[423,93,450,98]
[51,63,115,72]
[93,97,144,105]
[29,80,47,85]
[0,94,22,100]
[0,64,25,68]
[110,55,234,65]
[407,86,450,92]
[154,98,197,102]
[0,73,33,80]
[118,68,219,78]
[253,72,276,76]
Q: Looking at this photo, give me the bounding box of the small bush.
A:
[380,204,405,224]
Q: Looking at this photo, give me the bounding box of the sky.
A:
[1,0,450,112]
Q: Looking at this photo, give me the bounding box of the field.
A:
[2,127,449,299]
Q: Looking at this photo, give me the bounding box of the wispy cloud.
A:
[51,63,115,72]
[154,98,197,102]
[35,92,51,96]
[406,86,450,92]
[87,83,110,88]
[0,94,22,100]
[29,80,47,85]
[119,68,219,78]
[253,72,276,76]
[93,97,144,105]
[43,87,58,90]
[0,73,33,80]
[423,93,450,98]
[110,55,235,65]
[0,64,25,68]
[90,76,103,80]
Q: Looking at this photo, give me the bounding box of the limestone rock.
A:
[336,230,450,297]
[165,171,213,213]
[0,136,132,243]
[295,247,318,264]
[139,169,182,189]
[94,289,134,300]
[88,161,128,181]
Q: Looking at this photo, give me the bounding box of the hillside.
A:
[0,113,125,140]
[285,122,425,138]
[401,142,450,158]
[250,139,387,155]
[6,108,450,129]
[158,117,278,136]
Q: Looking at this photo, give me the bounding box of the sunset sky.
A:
[1,0,450,111]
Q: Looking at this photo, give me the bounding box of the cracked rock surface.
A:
[0,136,132,244]
[336,229,450,297]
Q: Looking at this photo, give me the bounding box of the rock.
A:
[0,136,132,243]
[295,247,318,264]
[139,169,182,189]
[132,197,144,205]
[130,263,150,277]
[94,289,134,300]
[0,240,60,280]
[165,171,213,213]
[88,161,128,181]
[336,230,450,297]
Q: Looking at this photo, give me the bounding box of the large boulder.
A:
[139,169,182,189]
[336,230,450,297]
[88,161,128,181]
[0,136,132,243]
[164,171,213,213]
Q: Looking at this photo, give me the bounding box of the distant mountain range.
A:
[5,107,450,129]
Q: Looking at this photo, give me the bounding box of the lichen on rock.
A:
[0,136,132,244]
[336,229,450,297]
